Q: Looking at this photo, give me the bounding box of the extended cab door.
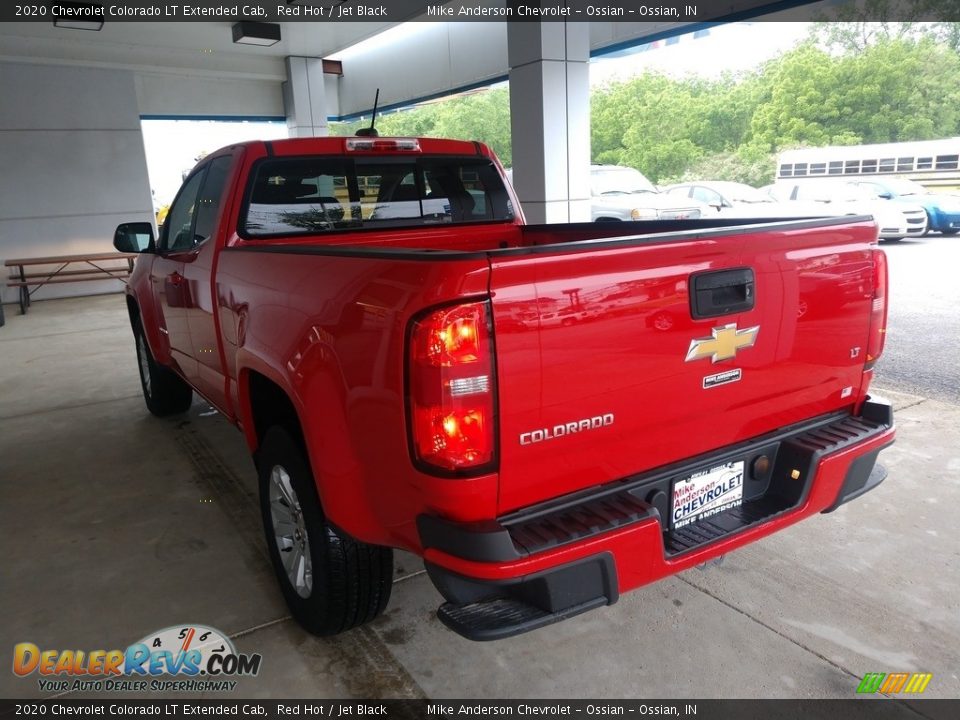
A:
[151,169,207,379]
[181,155,236,414]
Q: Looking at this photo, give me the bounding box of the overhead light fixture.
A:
[52,1,105,31]
[232,21,281,47]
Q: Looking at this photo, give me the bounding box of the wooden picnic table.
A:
[5,252,139,315]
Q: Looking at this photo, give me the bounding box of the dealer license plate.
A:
[670,460,745,530]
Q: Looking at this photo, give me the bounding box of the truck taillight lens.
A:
[408,301,497,475]
[346,138,421,152]
[865,249,888,370]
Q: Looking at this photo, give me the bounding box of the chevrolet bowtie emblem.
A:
[685,324,759,363]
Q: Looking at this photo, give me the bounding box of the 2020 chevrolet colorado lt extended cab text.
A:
[115,136,895,641]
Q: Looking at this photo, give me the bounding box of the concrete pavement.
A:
[1,295,956,700]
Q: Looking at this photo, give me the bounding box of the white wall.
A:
[136,72,284,118]
[336,23,510,118]
[0,61,155,304]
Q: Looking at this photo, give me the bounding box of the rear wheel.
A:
[133,320,192,416]
[257,426,393,636]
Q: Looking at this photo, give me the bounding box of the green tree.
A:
[330,30,960,189]
[662,146,778,188]
[591,70,767,182]
[811,3,960,52]
[750,39,960,151]
[592,74,695,177]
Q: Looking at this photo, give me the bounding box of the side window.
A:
[162,171,206,253]
[692,186,722,206]
[192,157,232,246]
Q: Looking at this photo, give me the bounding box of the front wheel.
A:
[257,426,393,636]
[133,320,192,416]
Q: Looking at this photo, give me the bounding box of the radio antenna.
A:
[355,89,380,137]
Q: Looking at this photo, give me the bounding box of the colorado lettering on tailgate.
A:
[519,414,615,446]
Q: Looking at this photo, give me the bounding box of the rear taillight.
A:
[408,301,497,475]
[865,249,888,370]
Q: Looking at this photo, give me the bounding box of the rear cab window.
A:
[241,156,514,238]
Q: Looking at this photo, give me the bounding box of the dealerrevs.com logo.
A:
[13,624,262,693]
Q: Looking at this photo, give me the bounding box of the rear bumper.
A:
[420,398,894,639]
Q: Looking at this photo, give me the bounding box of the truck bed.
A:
[236,215,858,255]
[221,213,880,535]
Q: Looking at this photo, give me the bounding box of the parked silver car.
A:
[662,181,831,219]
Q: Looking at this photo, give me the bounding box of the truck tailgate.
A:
[490,219,878,514]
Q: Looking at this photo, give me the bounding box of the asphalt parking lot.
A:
[875,234,960,404]
[1,234,958,701]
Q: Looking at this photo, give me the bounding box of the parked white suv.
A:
[590,165,704,221]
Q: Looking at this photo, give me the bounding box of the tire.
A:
[257,426,393,636]
[133,319,193,416]
[942,229,959,236]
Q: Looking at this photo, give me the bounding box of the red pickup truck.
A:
[114,136,894,641]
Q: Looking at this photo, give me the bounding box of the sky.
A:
[142,119,288,207]
[589,22,812,85]
[142,22,812,206]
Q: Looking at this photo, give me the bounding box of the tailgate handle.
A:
[691,268,755,319]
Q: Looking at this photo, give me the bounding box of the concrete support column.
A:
[284,56,328,137]
[508,18,590,224]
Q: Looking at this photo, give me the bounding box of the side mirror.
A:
[114,222,154,253]
[877,191,893,200]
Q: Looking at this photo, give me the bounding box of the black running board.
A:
[437,596,608,641]
[427,553,619,641]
